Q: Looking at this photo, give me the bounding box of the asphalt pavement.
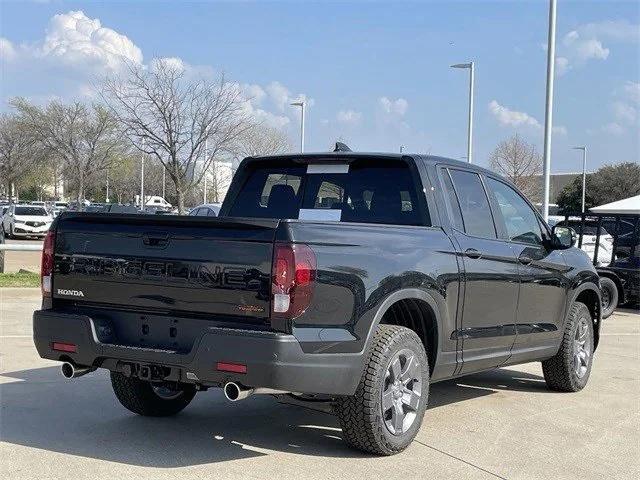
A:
[1,288,638,480]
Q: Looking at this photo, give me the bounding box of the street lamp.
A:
[451,61,475,163]
[541,0,558,222]
[291,101,306,153]
[572,146,587,213]
[140,139,145,210]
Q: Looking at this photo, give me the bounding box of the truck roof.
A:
[246,150,497,178]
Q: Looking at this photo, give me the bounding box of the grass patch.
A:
[0,271,40,288]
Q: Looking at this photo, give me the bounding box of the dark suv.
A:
[33,151,601,455]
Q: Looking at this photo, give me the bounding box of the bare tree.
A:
[232,124,291,161]
[102,60,251,213]
[10,99,124,203]
[489,134,542,199]
[0,113,38,202]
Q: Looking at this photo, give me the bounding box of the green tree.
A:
[557,162,640,213]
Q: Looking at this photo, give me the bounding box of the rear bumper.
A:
[33,310,363,396]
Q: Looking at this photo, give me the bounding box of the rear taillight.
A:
[272,243,316,319]
[41,230,55,297]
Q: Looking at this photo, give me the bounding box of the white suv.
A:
[2,205,53,239]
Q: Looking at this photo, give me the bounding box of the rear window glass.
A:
[227,160,426,226]
[15,207,48,216]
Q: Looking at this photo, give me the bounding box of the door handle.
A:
[518,255,533,265]
[464,248,482,259]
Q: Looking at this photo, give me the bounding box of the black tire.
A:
[542,302,594,392]
[110,372,196,417]
[334,325,429,455]
[599,277,618,319]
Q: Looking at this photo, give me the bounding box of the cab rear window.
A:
[227,159,427,226]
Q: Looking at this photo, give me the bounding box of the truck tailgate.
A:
[52,213,277,320]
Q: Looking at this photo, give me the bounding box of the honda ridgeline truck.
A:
[33,149,602,455]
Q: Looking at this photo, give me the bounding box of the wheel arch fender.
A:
[361,288,443,369]
[567,281,602,350]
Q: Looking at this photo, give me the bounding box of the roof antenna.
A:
[334,142,352,152]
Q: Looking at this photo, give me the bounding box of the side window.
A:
[441,169,464,231]
[486,177,544,246]
[448,169,496,239]
[196,208,208,216]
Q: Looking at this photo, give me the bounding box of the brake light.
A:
[272,243,316,319]
[41,230,55,297]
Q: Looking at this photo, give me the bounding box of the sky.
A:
[1,0,638,173]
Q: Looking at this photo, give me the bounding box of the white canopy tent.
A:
[589,195,640,215]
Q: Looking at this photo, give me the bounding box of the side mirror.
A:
[552,225,576,249]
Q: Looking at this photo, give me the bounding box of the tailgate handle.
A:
[143,233,170,248]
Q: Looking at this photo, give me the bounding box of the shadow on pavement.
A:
[0,364,546,466]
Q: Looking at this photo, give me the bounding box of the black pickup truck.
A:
[33,150,602,455]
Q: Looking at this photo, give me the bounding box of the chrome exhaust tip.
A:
[61,362,93,379]
[223,382,254,401]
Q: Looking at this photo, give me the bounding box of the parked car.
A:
[33,149,601,455]
[554,214,640,317]
[188,203,221,217]
[550,218,614,266]
[2,204,53,239]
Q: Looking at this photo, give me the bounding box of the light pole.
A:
[203,135,208,204]
[291,101,306,153]
[105,170,110,204]
[162,167,166,201]
[541,0,557,222]
[573,146,587,213]
[451,61,474,163]
[140,139,145,210]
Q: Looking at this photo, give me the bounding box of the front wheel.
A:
[334,325,429,455]
[542,302,594,392]
[110,372,196,417]
[599,277,618,319]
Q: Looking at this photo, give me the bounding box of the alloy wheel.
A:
[573,317,592,379]
[381,348,422,435]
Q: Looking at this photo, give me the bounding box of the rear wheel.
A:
[334,325,429,455]
[599,277,618,319]
[110,372,196,416]
[542,302,594,392]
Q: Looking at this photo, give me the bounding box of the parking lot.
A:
[1,288,638,480]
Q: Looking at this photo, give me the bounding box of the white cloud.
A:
[488,100,541,128]
[579,20,640,43]
[379,97,408,116]
[243,84,266,105]
[602,122,625,136]
[336,109,362,126]
[552,126,568,136]
[624,81,640,104]
[564,33,609,62]
[39,10,143,70]
[0,37,16,61]
[612,101,637,124]
[264,81,314,114]
[555,20,638,75]
[555,56,570,75]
